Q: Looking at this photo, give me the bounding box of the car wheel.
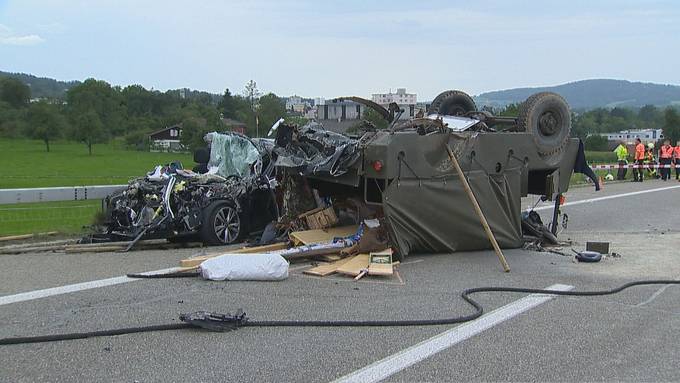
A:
[200,201,243,245]
[428,90,476,116]
[517,92,571,165]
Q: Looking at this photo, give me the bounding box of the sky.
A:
[1,0,679,100]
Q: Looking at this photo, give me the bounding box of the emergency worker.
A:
[659,139,673,181]
[613,140,628,180]
[633,138,645,182]
[675,140,680,181]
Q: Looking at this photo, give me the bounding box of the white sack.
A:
[200,253,289,281]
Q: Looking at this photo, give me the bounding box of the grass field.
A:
[0,138,193,189]
[0,199,102,236]
[0,138,194,236]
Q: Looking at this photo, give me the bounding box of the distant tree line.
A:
[0,76,286,154]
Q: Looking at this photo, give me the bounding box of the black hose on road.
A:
[1,280,678,345]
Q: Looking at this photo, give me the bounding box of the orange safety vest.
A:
[660,145,674,158]
[635,143,645,160]
[674,146,680,158]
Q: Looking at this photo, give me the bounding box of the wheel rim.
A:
[213,206,240,244]
[538,111,558,136]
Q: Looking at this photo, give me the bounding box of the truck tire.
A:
[517,92,571,163]
[200,201,244,245]
[428,90,476,116]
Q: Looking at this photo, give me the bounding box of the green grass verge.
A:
[0,138,193,188]
[0,199,102,236]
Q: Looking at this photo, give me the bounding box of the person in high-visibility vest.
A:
[659,139,674,181]
[613,140,628,180]
[674,140,680,181]
[645,143,658,179]
[633,138,645,182]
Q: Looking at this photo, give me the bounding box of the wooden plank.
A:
[178,242,289,267]
[303,257,353,277]
[317,254,342,262]
[0,234,33,242]
[368,249,394,276]
[288,225,357,246]
[231,242,288,254]
[0,231,58,242]
[336,254,370,277]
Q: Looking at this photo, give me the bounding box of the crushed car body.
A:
[93,132,278,245]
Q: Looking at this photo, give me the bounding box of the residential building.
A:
[221,117,247,135]
[149,125,183,152]
[314,98,365,132]
[600,129,664,144]
[372,88,418,119]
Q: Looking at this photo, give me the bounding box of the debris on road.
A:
[200,253,289,281]
[0,231,59,242]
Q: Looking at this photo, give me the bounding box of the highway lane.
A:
[1,180,679,382]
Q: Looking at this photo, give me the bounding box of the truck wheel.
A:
[517,92,571,163]
[200,201,244,245]
[428,90,476,116]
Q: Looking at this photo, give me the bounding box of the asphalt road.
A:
[1,180,679,382]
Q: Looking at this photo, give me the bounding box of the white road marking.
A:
[0,267,180,306]
[635,284,675,307]
[534,185,680,212]
[333,284,574,383]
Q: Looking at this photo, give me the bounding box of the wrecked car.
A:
[274,90,579,258]
[97,132,278,245]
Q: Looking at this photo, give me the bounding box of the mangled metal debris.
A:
[92,132,278,246]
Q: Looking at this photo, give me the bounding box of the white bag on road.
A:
[200,253,289,281]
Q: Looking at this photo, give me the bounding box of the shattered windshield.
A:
[206,132,261,178]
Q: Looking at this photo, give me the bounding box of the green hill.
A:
[476,79,680,110]
[0,70,80,99]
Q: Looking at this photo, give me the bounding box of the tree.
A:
[218,88,238,119]
[243,80,260,136]
[362,107,389,130]
[257,93,286,137]
[26,101,66,152]
[663,107,680,144]
[584,134,609,151]
[638,104,659,123]
[0,77,31,108]
[72,109,106,155]
[66,79,125,136]
[498,103,519,117]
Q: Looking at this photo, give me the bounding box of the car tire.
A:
[517,92,571,164]
[200,201,244,245]
[428,90,476,116]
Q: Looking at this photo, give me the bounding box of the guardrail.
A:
[0,185,126,204]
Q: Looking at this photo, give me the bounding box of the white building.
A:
[285,95,303,110]
[372,88,418,119]
[601,129,664,144]
[372,88,417,105]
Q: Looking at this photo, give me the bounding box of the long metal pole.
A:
[445,145,511,272]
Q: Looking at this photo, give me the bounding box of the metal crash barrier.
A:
[0,185,126,205]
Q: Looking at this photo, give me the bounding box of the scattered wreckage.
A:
[273,90,579,258]
[94,89,581,260]
[93,132,278,246]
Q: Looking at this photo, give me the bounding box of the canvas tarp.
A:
[206,132,261,178]
[382,166,524,256]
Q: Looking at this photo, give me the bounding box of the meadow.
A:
[0,139,193,235]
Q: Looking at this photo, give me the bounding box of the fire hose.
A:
[1,280,678,345]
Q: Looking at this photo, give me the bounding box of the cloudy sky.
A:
[1,0,679,100]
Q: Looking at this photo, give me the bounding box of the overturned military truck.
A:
[274,90,578,258]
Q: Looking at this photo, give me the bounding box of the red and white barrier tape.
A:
[590,163,679,169]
